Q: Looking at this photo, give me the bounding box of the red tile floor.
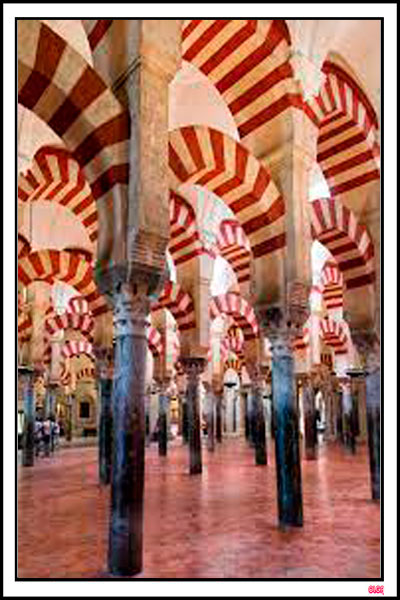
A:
[17,437,380,579]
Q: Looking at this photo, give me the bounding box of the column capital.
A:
[93,345,114,379]
[351,328,380,373]
[180,357,207,382]
[112,282,151,339]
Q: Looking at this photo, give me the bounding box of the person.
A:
[34,418,43,457]
[42,417,51,456]
[53,420,60,450]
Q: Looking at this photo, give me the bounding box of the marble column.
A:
[19,366,35,467]
[158,383,169,457]
[251,378,267,466]
[108,284,149,576]
[99,378,113,484]
[182,358,206,475]
[181,398,189,444]
[65,394,73,442]
[303,378,317,460]
[206,392,215,453]
[244,389,250,441]
[261,306,304,528]
[215,390,223,443]
[342,379,356,454]
[352,330,380,501]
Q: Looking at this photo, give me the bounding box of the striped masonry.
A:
[217,219,252,284]
[309,197,375,290]
[209,293,259,340]
[18,234,31,258]
[147,325,163,357]
[76,367,96,382]
[169,125,285,259]
[18,21,130,240]
[18,249,109,316]
[61,339,94,360]
[320,260,344,310]
[306,61,380,197]
[169,191,205,265]
[319,316,348,355]
[18,146,98,242]
[152,281,196,332]
[182,20,297,140]
[18,312,33,343]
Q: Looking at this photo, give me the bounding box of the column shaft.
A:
[108,292,147,577]
[99,378,113,484]
[303,382,317,460]
[21,368,35,467]
[207,395,215,452]
[158,391,168,457]
[366,369,380,500]
[272,344,303,527]
[215,394,222,443]
[186,378,202,475]
[252,385,267,465]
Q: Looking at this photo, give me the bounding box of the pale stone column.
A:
[352,330,380,501]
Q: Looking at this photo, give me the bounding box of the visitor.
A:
[42,417,51,456]
[34,418,43,457]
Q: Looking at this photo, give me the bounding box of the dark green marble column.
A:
[215,391,223,443]
[303,379,317,460]
[252,384,267,465]
[108,285,149,577]
[182,358,206,475]
[19,366,35,467]
[366,367,380,500]
[269,329,303,528]
[207,393,215,452]
[99,378,113,484]
[158,385,169,457]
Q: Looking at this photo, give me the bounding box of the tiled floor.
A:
[17,437,380,579]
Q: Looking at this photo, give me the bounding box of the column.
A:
[181,397,189,444]
[181,358,206,474]
[108,283,149,576]
[215,388,223,443]
[99,378,113,483]
[19,366,35,467]
[248,367,267,466]
[261,307,304,528]
[352,331,380,501]
[303,377,317,460]
[158,382,169,457]
[65,394,73,442]
[204,385,215,452]
[342,379,356,454]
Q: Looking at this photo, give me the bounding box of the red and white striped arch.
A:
[45,312,94,339]
[18,234,31,258]
[18,249,109,316]
[76,366,95,382]
[18,20,129,238]
[209,293,259,340]
[306,61,380,198]
[18,146,98,243]
[67,295,90,315]
[169,190,204,265]
[310,197,375,290]
[147,325,163,357]
[18,312,33,344]
[182,20,296,140]
[151,281,196,332]
[217,219,252,285]
[319,316,348,355]
[320,260,344,311]
[62,340,94,360]
[169,125,285,259]
[293,317,311,352]
[60,363,71,386]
